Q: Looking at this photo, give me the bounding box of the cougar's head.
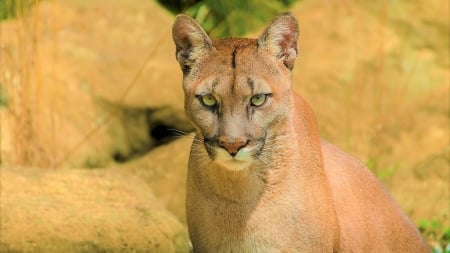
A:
[172,13,299,170]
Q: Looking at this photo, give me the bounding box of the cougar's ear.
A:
[172,14,213,74]
[257,13,299,70]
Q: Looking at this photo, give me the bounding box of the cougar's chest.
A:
[186,176,300,253]
[190,208,283,253]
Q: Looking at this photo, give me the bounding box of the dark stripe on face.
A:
[231,46,238,69]
[247,77,255,94]
[230,46,239,95]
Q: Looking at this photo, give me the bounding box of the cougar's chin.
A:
[213,146,255,171]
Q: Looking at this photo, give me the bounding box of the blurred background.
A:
[0,0,448,252]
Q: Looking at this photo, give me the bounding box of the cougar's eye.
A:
[250,94,268,107]
[200,94,217,107]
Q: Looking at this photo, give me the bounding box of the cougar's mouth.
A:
[203,137,266,169]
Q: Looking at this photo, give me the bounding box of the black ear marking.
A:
[172,14,213,74]
[257,13,299,70]
[177,49,192,74]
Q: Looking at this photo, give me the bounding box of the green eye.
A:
[200,94,217,107]
[250,94,268,107]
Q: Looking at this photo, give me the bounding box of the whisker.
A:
[168,131,197,142]
[168,128,189,135]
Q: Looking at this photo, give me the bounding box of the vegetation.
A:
[0,85,7,108]
[419,219,450,253]
[0,0,35,20]
[157,0,299,37]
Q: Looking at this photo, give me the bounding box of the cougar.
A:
[172,12,430,253]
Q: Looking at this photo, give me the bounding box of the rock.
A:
[0,167,190,253]
[0,0,188,168]
[121,135,194,224]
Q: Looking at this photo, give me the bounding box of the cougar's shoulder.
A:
[321,140,430,252]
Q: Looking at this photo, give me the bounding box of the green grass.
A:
[0,0,35,21]
[158,0,299,37]
[419,219,450,253]
[0,85,7,108]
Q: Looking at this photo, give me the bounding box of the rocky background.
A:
[0,0,448,252]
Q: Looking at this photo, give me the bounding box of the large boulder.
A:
[0,167,190,253]
[122,134,194,224]
[0,0,189,168]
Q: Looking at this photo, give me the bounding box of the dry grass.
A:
[1,0,50,167]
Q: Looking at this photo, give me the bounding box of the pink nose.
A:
[218,137,249,157]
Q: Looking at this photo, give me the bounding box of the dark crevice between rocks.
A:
[98,101,194,165]
[150,123,176,145]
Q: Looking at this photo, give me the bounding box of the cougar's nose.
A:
[218,137,249,157]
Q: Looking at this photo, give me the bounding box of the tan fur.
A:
[172,13,430,253]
